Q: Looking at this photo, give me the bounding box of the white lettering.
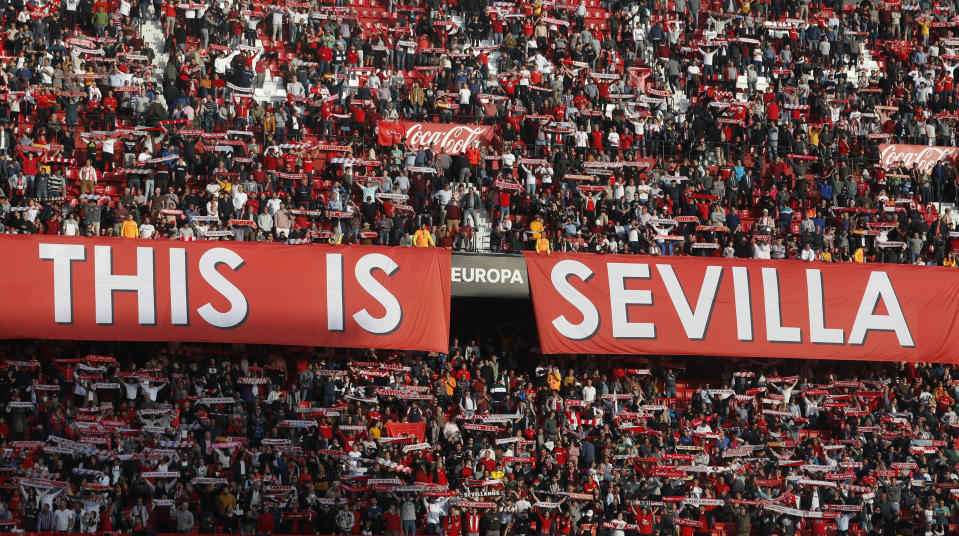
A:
[761,267,801,343]
[353,253,403,335]
[806,269,844,344]
[405,123,487,154]
[880,144,959,175]
[550,260,599,340]
[849,272,914,347]
[327,254,344,331]
[656,264,721,340]
[451,267,525,285]
[732,266,753,342]
[197,248,248,329]
[38,243,86,324]
[608,263,655,339]
[94,246,156,325]
[169,248,189,325]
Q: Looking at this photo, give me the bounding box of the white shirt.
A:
[139,223,155,239]
[425,499,449,525]
[514,499,531,515]
[700,48,717,66]
[123,379,139,400]
[79,166,97,183]
[800,247,816,261]
[575,130,588,147]
[434,188,452,205]
[266,197,282,215]
[40,65,54,85]
[54,508,75,531]
[140,381,166,402]
[233,190,248,211]
[63,219,78,236]
[214,56,229,75]
[753,242,771,259]
[459,87,471,105]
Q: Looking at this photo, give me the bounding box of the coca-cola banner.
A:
[879,144,959,175]
[525,252,959,363]
[377,121,496,154]
[0,236,451,352]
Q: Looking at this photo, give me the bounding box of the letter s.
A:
[197,248,248,329]
[353,253,403,335]
[550,260,600,340]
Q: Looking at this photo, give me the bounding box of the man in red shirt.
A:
[263,148,280,192]
[465,508,481,536]
[384,504,402,536]
[590,125,604,149]
[102,89,118,128]
[444,507,463,536]
[234,96,250,128]
[35,86,55,126]
[255,507,274,534]
[18,146,40,198]
[318,45,333,76]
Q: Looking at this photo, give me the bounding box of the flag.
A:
[385,421,426,441]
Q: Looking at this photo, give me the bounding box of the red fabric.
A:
[384,421,426,441]
[0,236,452,352]
[377,121,496,155]
[524,251,953,362]
[256,512,274,533]
[878,143,959,174]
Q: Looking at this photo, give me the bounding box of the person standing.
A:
[414,224,435,247]
[54,502,75,533]
[79,160,97,195]
[176,502,195,533]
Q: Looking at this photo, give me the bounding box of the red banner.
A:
[385,421,426,441]
[0,236,451,352]
[878,144,959,175]
[377,121,496,154]
[524,252,959,362]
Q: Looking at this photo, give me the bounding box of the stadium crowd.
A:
[0,340,955,536]
[0,0,957,262]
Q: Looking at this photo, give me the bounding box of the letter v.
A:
[655,265,723,340]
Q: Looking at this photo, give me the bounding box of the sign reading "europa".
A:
[450,253,529,298]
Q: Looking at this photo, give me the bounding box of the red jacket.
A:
[19,149,39,175]
[256,512,274,533]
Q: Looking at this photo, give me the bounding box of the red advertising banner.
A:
[0,236,451,352]
[524,252,959,362]
[377,121,496,154]
[878,144,959,175]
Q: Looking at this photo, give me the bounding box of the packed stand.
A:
[4,0,959,261]
[0,340,955,535]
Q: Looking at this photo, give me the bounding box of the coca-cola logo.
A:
[879,144,959,175]
[404,123,491,155]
